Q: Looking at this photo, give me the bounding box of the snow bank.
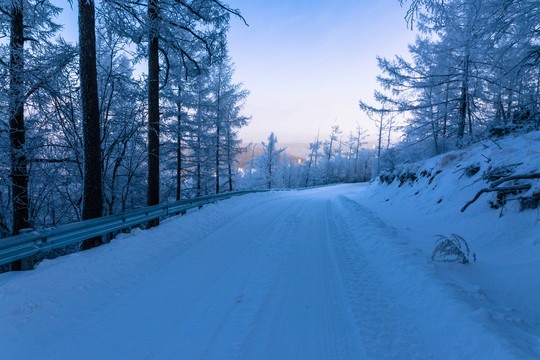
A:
[352,131,540,357]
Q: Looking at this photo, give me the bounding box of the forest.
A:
[361,0,539,173]
[0,0,253,240]
[0,0,379,245]
[1,0,538,243]
[1,1,539,356]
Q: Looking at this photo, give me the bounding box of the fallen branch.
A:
[491,173,540,187]
[461,184,532,212]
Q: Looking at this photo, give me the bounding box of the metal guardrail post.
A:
[16,257,34,271]
[11,229,35,271]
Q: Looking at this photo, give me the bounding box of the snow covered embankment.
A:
[356,131,540,358]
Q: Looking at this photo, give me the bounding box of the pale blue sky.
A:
[53,0,416,150]
[226,0,416,146]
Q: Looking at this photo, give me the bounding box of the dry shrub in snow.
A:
[432,234,474,264]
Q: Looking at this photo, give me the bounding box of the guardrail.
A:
[0,190,267,270]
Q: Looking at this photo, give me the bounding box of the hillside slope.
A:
[351,131,540,356]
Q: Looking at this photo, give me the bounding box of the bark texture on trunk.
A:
[215,126,220,194]
[9,0,33,270]
[176,88,182,201]
[227,129,233,192]
[9,0,28,238]
[147,0,160,226]
[79,0,103,249]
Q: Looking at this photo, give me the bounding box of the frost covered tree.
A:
[186,72,213,196]
[304,133,322,187]
[102,0,245,219]
[0,0,73,270]
[257,132,285,189]
[95,23,147,216]
[322,125,342,184]
[361,0,540,167]
[343,125,368,182]
[5,0,29,237]
[0,0,252,272]
[219,67,249,191]
[159,52,248,198]
[159,52,201,200]
[206,55,249,193]
[241,127,374,190]
[0,0,65,238]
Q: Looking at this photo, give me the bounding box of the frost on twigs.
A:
[432,234,475,264]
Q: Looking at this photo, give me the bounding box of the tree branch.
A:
[491,173,540,187]
[461,184,532,212]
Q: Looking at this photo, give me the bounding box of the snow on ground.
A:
[353,131,540,358]
[0,133,539,359]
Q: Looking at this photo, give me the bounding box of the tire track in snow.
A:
[238,195,367,360]
[328,194,519,359]
[320,201,365,360]
[326,198,424,359]
[96,196,307,360]
[193,201,308,360]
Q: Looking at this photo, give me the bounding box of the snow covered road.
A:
[0,184,536,359]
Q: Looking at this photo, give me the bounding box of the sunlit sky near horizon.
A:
[54,0,417,155]
[226,0,417,151]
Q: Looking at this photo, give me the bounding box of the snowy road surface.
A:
[0,184,537,359]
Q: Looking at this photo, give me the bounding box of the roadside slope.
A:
[351,131,540,357]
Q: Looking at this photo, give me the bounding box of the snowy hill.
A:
[367,131,540,247]
[375,131,540,217]
[354,131,540,356]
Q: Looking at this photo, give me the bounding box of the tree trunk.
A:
[215,76,221,194]
[457,84,467,147]
[354,137,360,178]
[147,0,160,226]
[197,157,201,197]
[79,0,104,249]
[227,160,233,191]
[176,86,182,201]
[428,87,440,155]
[226,129,233,192]
[9,0,28,236]
[215,126,220,194]
[376,112,383,174]
[268,162,272,189]
[196,92,202,197]
[457,55,469,148]
[443,83,449,138]
[9,0,32,270]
